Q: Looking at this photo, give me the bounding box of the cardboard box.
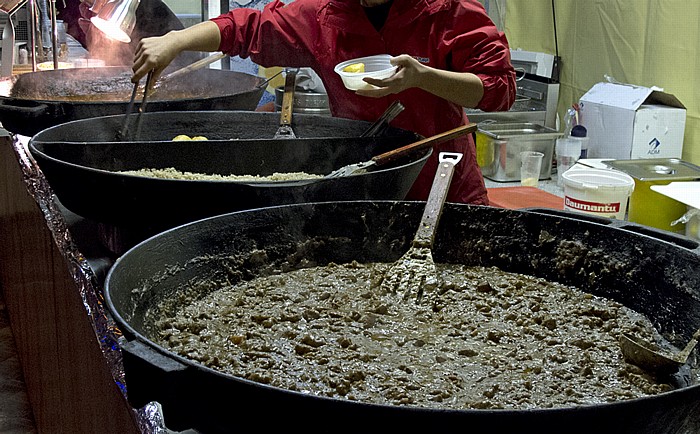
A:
[579,82,686,160]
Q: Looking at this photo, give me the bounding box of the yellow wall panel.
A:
[505,0,700,163]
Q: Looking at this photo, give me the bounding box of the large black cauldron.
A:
[104,202,700,434]
[29,111,427,252]
[0,67,265,136]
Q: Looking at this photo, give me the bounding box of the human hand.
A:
[356,54,424,98]
[132,33,181,83]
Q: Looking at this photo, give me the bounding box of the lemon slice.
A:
[191,136,209,141]
[172,135,192,141]
[343,63,365,73]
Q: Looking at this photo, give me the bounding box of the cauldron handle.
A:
[120,339,187,409]
[0,100,49,118]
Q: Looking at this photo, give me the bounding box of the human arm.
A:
[132,20,221,82]
[357,0,515,112]
[358,54,485,108]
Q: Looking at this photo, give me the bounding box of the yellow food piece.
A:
[343,63,365,73]
[172,135,208,141]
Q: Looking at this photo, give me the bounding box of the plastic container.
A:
[606,159,700,233]
[334,55,398,91]
[555,138,582,187]
[520,151,544,187]
[561,168,635,220]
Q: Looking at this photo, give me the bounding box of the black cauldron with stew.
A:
[104,201,700,434]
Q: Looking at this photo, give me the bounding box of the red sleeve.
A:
[211,0,320,68]
[440,1,516,112]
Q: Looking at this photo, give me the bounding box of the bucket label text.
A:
[565,197,620,214]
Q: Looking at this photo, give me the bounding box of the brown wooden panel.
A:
[0,133,140,433]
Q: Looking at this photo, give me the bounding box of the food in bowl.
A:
[342,63,366,73]
[335,55,398,91]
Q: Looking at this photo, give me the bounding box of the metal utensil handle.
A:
[372,123,477,166]
[676,327,700,362]
[139,71,154,111]
[360,100,405,138]
[118,82,139,140]
[413,152,463,248]
[255,69,284,89]
[134,71,154,140]
[279,68,298,128]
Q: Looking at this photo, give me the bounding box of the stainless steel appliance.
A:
[465,50,560,129]
[476,121,561,182]
[0,0,29,76]
[274,86,330,116]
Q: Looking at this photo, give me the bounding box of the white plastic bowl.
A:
[334,55,398,91]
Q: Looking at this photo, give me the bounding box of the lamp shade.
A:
[89,0,140,43]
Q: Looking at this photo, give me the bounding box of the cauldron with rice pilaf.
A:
[105,201,700,434]
[28,111,428,254]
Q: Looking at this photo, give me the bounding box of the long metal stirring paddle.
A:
[133,70,154,141]
[117,81,139,141]
[360,100,405,138]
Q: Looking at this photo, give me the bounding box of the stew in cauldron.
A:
[105,202,700,434]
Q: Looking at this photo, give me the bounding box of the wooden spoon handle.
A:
[373,123,477,166]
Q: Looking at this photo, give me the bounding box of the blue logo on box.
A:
[648,138,661,155]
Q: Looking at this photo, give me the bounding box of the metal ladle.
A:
[620,327,700,375]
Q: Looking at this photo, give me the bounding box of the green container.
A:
[606,158,700,233]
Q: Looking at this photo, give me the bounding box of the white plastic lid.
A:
[651,182,700,209]
[562,168,635,191]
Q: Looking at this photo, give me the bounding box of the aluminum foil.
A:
[10,134,167,433]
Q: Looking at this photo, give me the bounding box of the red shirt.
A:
[213,0,516,204]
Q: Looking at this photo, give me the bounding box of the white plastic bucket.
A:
[561,168,635,219]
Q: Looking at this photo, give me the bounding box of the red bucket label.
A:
[565,196,621,215]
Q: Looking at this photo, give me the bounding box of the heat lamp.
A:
[89,0,139,43]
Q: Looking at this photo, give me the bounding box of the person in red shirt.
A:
[132,0,516,204]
